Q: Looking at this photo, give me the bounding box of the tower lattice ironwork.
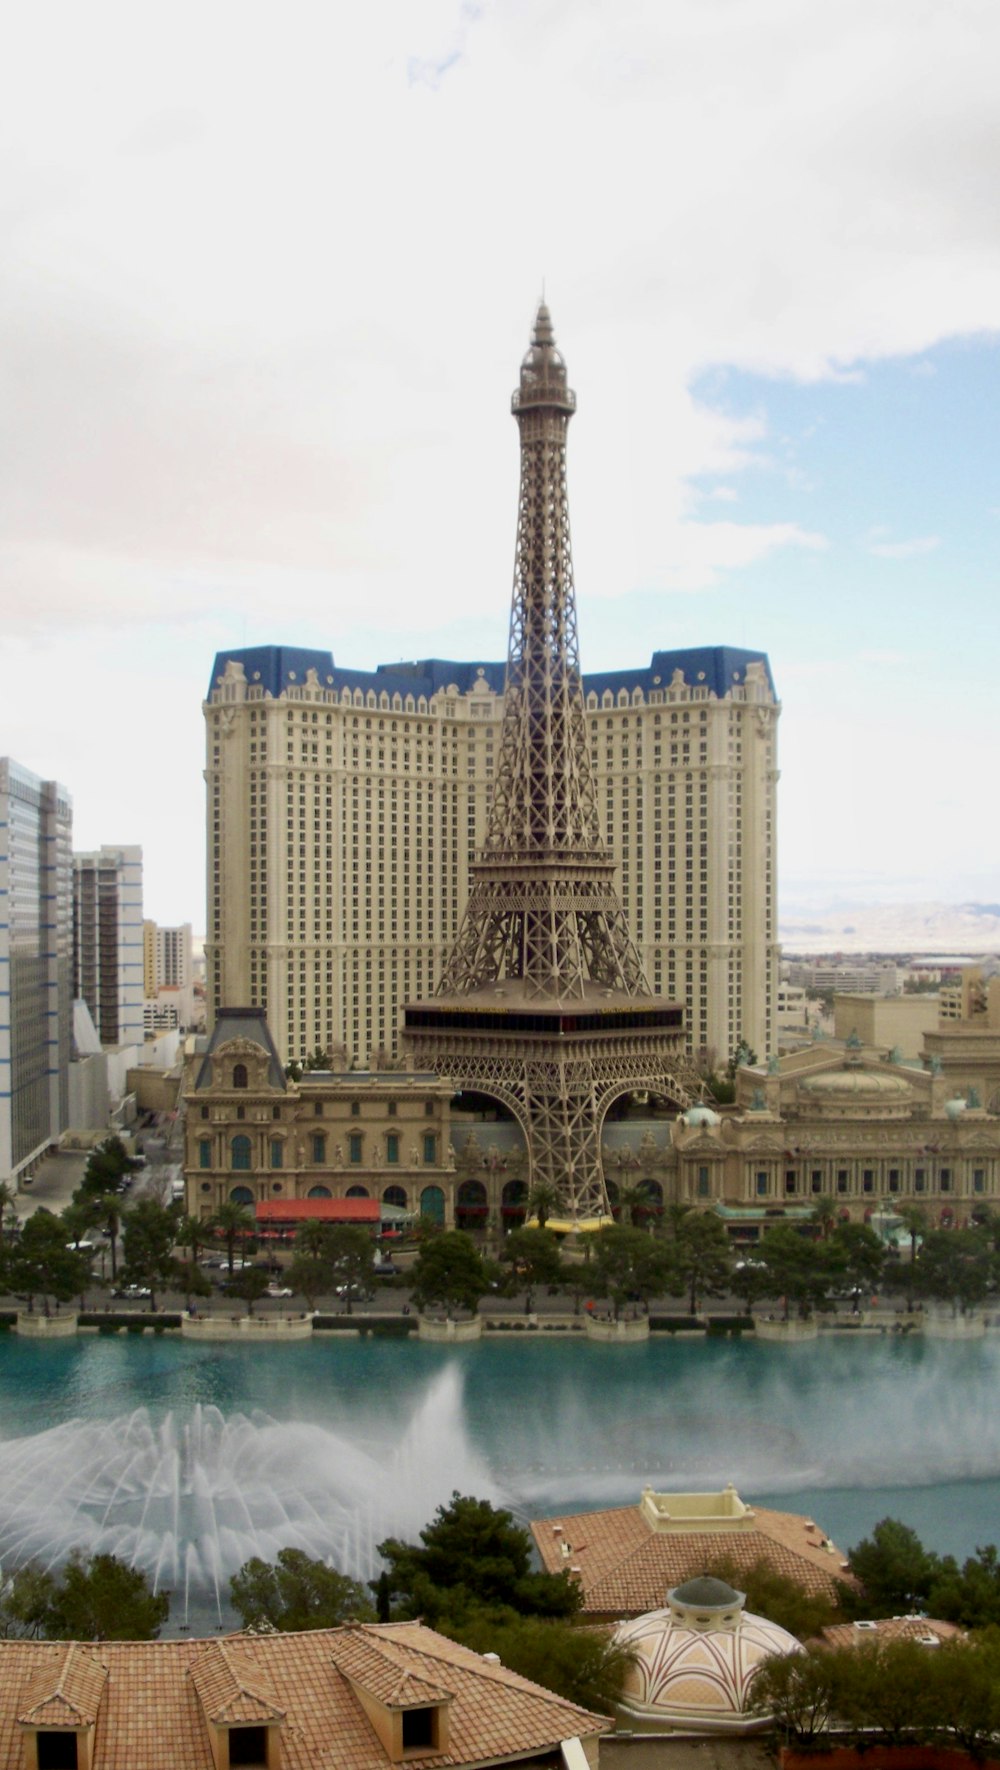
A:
[404,305,698,1220]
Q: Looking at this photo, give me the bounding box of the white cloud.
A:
[1,0,999,918]
[869,535,942,559]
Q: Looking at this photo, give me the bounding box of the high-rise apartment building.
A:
[0,760,72,1183]
[205,642,779,1069]
[143,919,198,1030]
[72,846,144,1048]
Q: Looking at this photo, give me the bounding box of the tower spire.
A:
[405,307,695,1222]
[438,304,647,1000]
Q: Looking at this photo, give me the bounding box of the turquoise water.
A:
[1,1333,998,1628]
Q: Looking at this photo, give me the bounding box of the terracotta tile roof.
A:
[820,1616,963,1649]
[332,1627,456,1707]
[0,1623,605,1770]
[17,1644,108,1727]
[531,1501,850,1616]
[189,1638,287,1723]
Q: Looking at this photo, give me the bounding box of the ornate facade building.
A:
[184,1012,1000,1236]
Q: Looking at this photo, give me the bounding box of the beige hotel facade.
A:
[205,644,779,1070]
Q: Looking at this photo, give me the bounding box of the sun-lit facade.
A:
[204,644,779,1069]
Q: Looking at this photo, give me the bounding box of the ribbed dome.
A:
[614,1600,802,1734]
[801,1069,911,1096]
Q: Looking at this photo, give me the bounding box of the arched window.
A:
[307,1185,332,1199]
[233,1063,248,1089]
[229,1186,253,1204]
[346,1184,370,1199]
[420,1184,445,1225]
[383,1185,407,1209]
[231,1135,251,1171]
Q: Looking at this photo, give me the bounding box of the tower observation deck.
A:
[403,305,698,1221]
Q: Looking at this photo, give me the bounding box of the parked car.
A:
[112,1285,151,1299]
[266,1284,293,1298]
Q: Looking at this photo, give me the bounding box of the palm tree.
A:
[811,1197,838,1241]
[898,1203,927,1309]
[174,1213,213,1272]
[212,1201,255,1274]
[527,1181,560,1231]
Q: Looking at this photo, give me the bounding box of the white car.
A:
[267,1284,293,1298]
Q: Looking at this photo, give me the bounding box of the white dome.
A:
[684,1105,722,1128]
[614,1585,801,1734]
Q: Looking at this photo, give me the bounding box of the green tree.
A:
[174,1259,213,1313]
[756,1225,830,1320]
[377,1493,579,1626]
[841,1516,939,1617]
[829,1221,885,1298]
[914,1227,992,1317]
[449,1613,637,1715]
[230,1548,373,1630]
[673,1211,732,1315]
[748,1644,839,1745]
[325,1223,376,1314]
[225,1265,271,1315]
[705,1554,839,1641]
[591,1225,674,1320]
[82,1136,141,1193]
[0,1563,58,1638]
[411,1231,489,1319]
[810,1197,838,1240]
[121,1198,178,1309]
[43,1551,169,1641]
[500,1226,562,1311]
[927,1542,1000,1629]
[287,1254,330,1310]
[8,1210,91,1315]
[212,1199,255,1274]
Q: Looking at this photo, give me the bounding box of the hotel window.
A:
[837,1170,848,1194]
[233,1063,248,1089]
[200,1104,209,1121]
[697,1165,710,1198]
[349,1133,363,1164]
[755,1172,767,1197]
[939,1168,952,1192]
[312,1134,326,1163]
[423,1134,437,1164]
[387,1133,399,1164]
[811,1171,822,1193]
[231,1136,251,1171]
[199,1140,211,1169]
[270,1140,283,1168]
[784,1170,796,1195]
[914,1168,926,1192]
[888,1169,900,1193]
[974,1169,986,1193]
[862,1170,874,1193]
[350,1100,360,1117]
[387,1100,397,1116]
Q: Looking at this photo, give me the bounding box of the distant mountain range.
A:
[778,901,1000,956]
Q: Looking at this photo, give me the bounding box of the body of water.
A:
[0,1332,997,1630]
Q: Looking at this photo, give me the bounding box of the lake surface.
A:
[0,1332,998,1630]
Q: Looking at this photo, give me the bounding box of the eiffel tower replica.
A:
[404,304,697,1221]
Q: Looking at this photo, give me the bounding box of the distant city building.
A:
[0,760,72,1185]
[786,959,900,995]
[72,846,144,1047]
[776,981,810,1026]
[833,991,941,1057]
[143,918,199,1028]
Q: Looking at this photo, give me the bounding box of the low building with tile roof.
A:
[818,1614,963,1651]
[531,1488,850,1622]
[0,1621,605,1770]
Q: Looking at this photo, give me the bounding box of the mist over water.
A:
[0,1334,998,1625]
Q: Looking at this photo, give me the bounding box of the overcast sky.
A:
[2,0,998,931]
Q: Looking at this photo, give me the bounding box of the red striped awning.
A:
[256,1199,380,1223]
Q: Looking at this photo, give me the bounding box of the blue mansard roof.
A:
[207,644,775,703]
